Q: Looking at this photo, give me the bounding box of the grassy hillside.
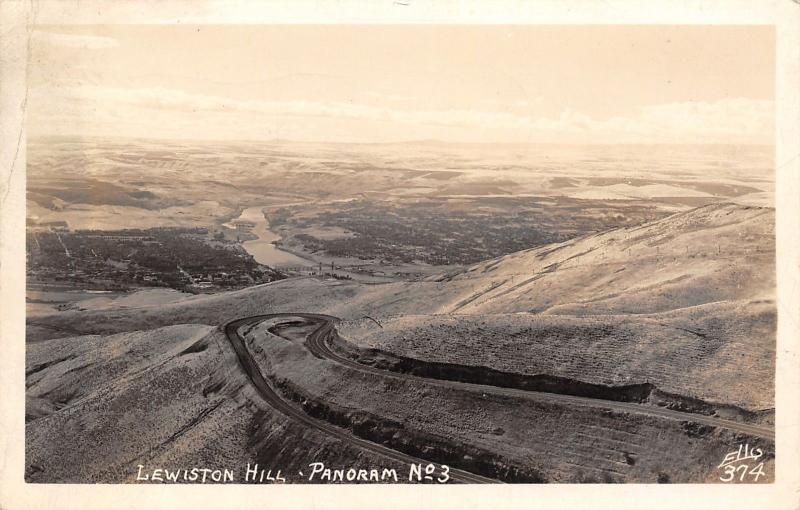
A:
[432,203,773,315]
[26,324,405,483]
[339,300,774,412]
[340,203,775,411]
[25,202,776,482]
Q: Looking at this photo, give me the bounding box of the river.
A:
[228,207,309,268]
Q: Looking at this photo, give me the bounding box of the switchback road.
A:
[224,314,497,484]
[302,314,775,441]
[225,312,773,484]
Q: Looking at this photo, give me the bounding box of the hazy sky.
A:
[29,25,774,144]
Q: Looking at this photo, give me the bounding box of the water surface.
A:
[231,207,309,268]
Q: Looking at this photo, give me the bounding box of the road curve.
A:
[224,314,498,484]
[225,311,773,485]
[299,314,775,441]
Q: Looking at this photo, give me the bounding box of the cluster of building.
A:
[26,226,282,292]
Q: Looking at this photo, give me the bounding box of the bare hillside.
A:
[340,203,775,411]
[433,203,773,315]
[25,203,776,483]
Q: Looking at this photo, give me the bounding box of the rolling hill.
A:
[25,202,776,482]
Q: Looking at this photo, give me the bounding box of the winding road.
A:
[225,312,774,484]
[224,314,497,484]
[303,315,775,440]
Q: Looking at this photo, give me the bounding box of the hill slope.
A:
[26,203,776,482]
[431,202,773,315]
[339,203,776,411]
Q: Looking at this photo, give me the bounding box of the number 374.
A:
[719,463,766,483]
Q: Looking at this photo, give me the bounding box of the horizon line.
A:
[27,134,775,148]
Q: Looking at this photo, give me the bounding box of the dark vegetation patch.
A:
[27,227,284,291]
[277,197,665,265]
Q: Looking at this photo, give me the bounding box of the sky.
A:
[28,25,775,144]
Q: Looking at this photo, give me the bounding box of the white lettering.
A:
[245,463,259,482]
[308,462,325,481]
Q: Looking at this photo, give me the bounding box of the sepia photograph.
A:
[2,1,800,508]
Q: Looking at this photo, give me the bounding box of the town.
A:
[26,225,284,292]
